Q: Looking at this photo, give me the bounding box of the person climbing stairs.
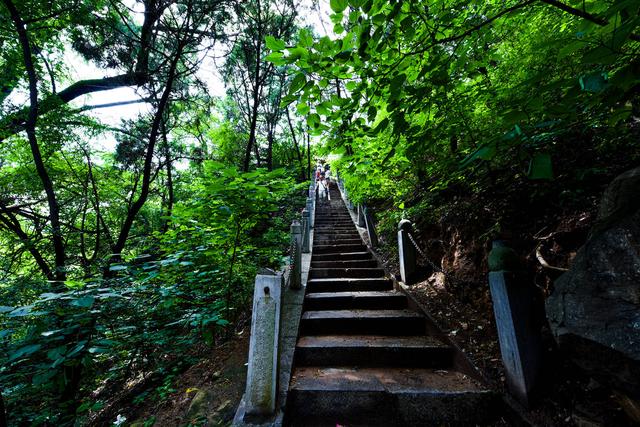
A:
[284,184,499,426]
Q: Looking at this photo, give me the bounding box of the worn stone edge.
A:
[232,225,313,427]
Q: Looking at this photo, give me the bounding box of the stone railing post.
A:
[398,219,417,285]
[306,197,314,228]
[364,206,378,248]
[301,209,310,253]
[488,240,541,407]
[289,221,302,290]
[357,204,366,227]
[244,271,282,418]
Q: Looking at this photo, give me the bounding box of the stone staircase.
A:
[284,184,500,426]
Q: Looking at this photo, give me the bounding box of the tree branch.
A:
[0,73,148,141]
[540,0,640,41]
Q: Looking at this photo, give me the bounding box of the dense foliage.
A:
[0,0,310,424]
[2,0,640,424]
[270,0,640,238]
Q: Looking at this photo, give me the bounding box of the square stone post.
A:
[289,221,302,290]
[357,204,366,227]
[301,209,310,254]
[364,206,378,248]
[488,241,541,407]
[244,272,282,418]
[398,219,417,285]
[306,197,314,228]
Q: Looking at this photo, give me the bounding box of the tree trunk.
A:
[111,41,185,258]
[3,0,66,286]
[161,120,174,233]
[0,391,7,427]
[286,107,304,180]
[266,128,273,170]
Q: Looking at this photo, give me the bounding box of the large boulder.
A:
[546,166,640,400]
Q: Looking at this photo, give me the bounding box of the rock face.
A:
[546,167,640,399]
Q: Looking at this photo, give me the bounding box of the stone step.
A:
[313,239,362,246]
[286,367,498,426]
[309,267,386,279]
[311,251,373,262]
[306,278,393,293]
[311,259,378,269]
[314,220,354,225]
[295,335,453,368]
[313,231,360,238]
[312,238,362,246]
[314,227,358,232]
[313,244,367,254]
[304,291,406,310]
[300,309,425,335]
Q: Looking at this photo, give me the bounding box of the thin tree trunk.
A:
[0,391,6,427]
[111,43,184,258]
[266,129,273,170]
[286,107,304,180]
[3,0,66,286]
[161,120,174,233]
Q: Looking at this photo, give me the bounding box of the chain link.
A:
[406,230,463,286]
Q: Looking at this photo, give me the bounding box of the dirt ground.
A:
[401,270,637,427]
[120,332,249,427]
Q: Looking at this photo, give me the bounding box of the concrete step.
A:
[306,277,392,293]
[313,237,362,245]
[311,259,378,269]
[286,367,499,426]
[315,216,353,220]
[295,335,454,368]
[312,238,362,246]
[304,290,406,310]
[309,267,386,279]
[313,244,367,254]
[300,309,425,335]
[311,251,373,262]
[313,232,360,238]
[314,227,358,232]
[314,220,354,225]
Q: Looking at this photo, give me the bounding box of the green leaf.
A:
[330,0,348,13]
[299,29,313,47]
[307,113,321,129]
[265,36,285,51]
[47,346,66,361]
[71,296,95,308]
[528,153,553,180]
[32,369,57,386]
[287,46,308,60]
[389,73,406,99]
[296,102,310,115]
[265,52,285,66]
[316,102,330,116]
[9,344,42,361]
[460,144,497,167]
[579,72,608,93]
[289,73,307,95]
[66,340,88,358]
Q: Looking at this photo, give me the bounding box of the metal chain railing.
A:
[288,234,298,267]
[406,230,465,286]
